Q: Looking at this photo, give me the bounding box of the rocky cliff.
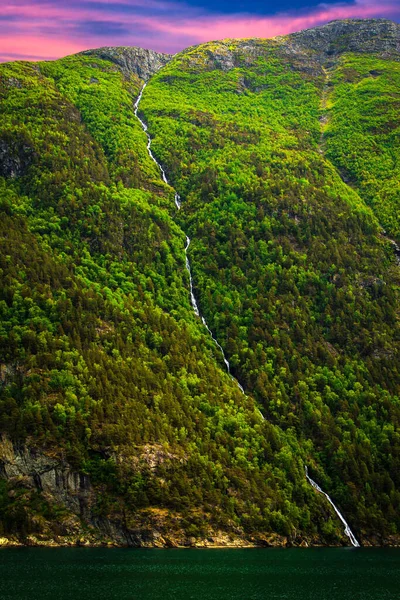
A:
[288,19,400,61]
[80,46,172,80]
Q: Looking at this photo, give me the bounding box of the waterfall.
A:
[305,467,360,547]
[135,85,363,537]
[134,83,252,401]
[184,236,200,317]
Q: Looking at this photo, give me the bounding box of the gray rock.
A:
[0,136,34,179]
[288,19,400,61]
[79,46,172,81]
[0,435,92,517]
[0,435,175,546]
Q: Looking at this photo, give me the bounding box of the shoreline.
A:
[0,536,398,549]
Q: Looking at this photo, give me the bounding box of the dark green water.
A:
[0,548,399,600]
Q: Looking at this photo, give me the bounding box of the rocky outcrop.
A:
[79,46,172,80]
[0,435,93,519]
[0,134,34,179]
[287,19,400,62]
[171,38,318,76]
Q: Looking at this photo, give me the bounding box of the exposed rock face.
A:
[0,435,93,519]
[0,435,155,546]
[288,19,400,61]
[0,135,34,179]
[80,46,172,80]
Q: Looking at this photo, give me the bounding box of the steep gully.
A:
[134,84,246,396]
[134,83,359,547]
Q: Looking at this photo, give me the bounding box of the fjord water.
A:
[1,548,399,600]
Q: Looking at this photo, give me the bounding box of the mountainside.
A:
[0,19,399,547]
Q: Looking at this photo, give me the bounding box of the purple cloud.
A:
[0,0,399,62]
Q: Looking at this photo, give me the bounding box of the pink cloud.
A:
[0,0,399,62]
[0,35,87,61]
[140,0,400,40]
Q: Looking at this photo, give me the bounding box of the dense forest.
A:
[0,19,399,546]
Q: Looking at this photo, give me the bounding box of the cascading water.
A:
[136,83,363,536]
[305,466,360,547]
[134,83,250,400]
[184,236,200,317]
[134,84,181,210]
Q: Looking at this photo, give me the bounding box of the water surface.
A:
[0,547,398,600]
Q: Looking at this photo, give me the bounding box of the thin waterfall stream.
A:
[134,84,363,540]
[305,467,360,547]
[134,83,248,399]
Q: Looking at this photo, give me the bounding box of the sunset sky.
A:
[1,0,400,62]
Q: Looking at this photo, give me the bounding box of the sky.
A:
[1,0,400,62]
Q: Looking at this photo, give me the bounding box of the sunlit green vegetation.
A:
[0,37,399,544]
[0,55,334,543]
[324,54,400,239]
[140,39,400,538]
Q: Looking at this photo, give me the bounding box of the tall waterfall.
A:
[305,467,360,547]
[134,84,249,399]
[135,85,364,541]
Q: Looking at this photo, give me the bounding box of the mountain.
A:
[0,19,399,548]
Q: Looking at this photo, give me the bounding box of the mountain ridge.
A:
[69,18,400,83]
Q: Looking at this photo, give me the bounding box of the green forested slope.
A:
[139,34,400,540]
[323,54,400,240]
[0,53,332,545]
[1,20,400,546]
